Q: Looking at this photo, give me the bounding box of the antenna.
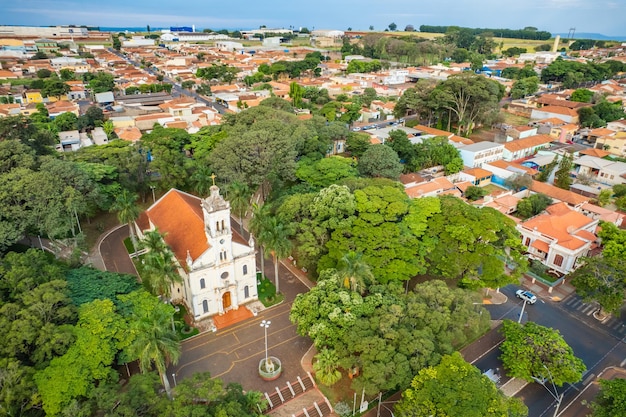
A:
[568,28,576,40]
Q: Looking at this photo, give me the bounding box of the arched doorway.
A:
[222,291,231,309]
[244,285,249,299]
[202,299,208,313]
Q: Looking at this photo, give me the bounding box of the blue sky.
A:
[2,0,625,35]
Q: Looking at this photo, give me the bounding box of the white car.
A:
[516,289,537,304]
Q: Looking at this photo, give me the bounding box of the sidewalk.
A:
[559,367,626,417]
[519,274,576,302]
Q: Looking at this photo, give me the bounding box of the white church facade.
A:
[135,186,258,321]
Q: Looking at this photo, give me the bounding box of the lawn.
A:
[256,276,285,307]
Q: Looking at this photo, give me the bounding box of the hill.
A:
[554,32,626,41]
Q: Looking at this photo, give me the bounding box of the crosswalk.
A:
[563,296,626,334]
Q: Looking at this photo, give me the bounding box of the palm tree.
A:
[111,189,141,249]
[313,348,342,386]
[262,217,292,295]
[249,203,270,282]
[190,164,214,197]
[337,251,374,294]
[127,307,181,398]
[226,181,250,234]
[140,230,182,300]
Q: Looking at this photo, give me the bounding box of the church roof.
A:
[144,189,209,264]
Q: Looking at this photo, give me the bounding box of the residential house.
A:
[503,134,554,161]
[595,132,626,158]
[483,160,538,184]
[458,141,505,168]
[457,167,493,186]
[578,203,623,226]
[530,106,579,124]
[607,120,626,132]
[115,126,142,142]
[573,154,626,186]
[518,202,598,275]
[46,100,79,118]
[404,177,460,199]
[57,130,81,152]
[478,193,521,215]
[23,90,44,104]
[505,125,537,142]
[135,187,258,321]
[529,180,589,208]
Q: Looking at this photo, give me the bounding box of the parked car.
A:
[515,289,537,304]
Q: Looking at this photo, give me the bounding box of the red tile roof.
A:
[143,190,209,264]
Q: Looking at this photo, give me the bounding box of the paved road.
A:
[483,285,626,417]
[99,225,138,276]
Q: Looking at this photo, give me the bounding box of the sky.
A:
[2,0,626,36]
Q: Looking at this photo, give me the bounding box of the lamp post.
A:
[150,185,156,203]
[172,373,177,387]
[260,320,271,368]
[532,365,563,417]
[518,299,527,324]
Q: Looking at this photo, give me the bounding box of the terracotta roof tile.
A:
[530,181,588,206]
[504,134,553,152]
[144,190,209,264]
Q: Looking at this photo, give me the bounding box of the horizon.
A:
[1,0,625,37]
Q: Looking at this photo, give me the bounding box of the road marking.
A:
[565,298,578,306]
[580,304,593,313]
[585,309,594,316]
[612,322,622,329]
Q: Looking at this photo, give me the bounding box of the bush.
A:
[334,402,352,417]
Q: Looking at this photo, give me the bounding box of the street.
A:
[478,285,626,417]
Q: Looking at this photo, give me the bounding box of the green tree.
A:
[554,154,573,190]
[295,156,358,188]
[37,68,52,78]
[510,76,539,99]
[431,72,503,136]
[111,189,140,248]
[125,299,180,398]
[313,348,342,386]
[259,217,292,295]
[500,320,586,386]
[570,256,626,315]
[395,352,528,417]
[571,88,594,103]
[516,193,553,219]
[87,72,115,94]
[53,111,78,131]
[249,203,270,280]
[591,378,626,417]
[345,133,371,158]
[226,181,250,234]
[425,196,526,289]
[289,81,305,108]
[59,68,75,81]
[613,184,626,197]
[536,158,558,182]
[336,251,374,294]
[42,79,70,99]
[139,230,182,300]
[504,173,533,191]
[464,185,488,201]
[357,145,403,180]
[361,87,377,107]
[65,267,141,306]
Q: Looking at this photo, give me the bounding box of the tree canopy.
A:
[395,352,528,417]
[499,320,586,386]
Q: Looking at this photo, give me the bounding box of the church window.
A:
[221,271,229,279]
[200,278,206,289]
[243,265,248,275]
[202,300,208,313]
[216,221,221,231]
[221,219,225,230]
[221,250,227,260]
[244,285,249,298]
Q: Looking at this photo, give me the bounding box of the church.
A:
[135,184,258,321]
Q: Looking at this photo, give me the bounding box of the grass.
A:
[481,183,508,195]
[256,277,285,307]
[174,304,199,340]
[501,112,531,126]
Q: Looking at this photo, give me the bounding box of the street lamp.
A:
[518,299,528,324]
[532,365,563,417]
[172,372,177,387]
[260,320,271,368]
[150,185,156,203]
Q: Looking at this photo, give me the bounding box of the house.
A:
[573,154,626,186]
[404,177,459,199]
[135,187,258,321]
[530,106,579,124]
[483,160,538,183]
[594,132,626,158]
[503,134,554,161]
[458,141,505,168]
[529,180,589,208]
[457,167,493,186]
[578,203,623,226]
[115,126,142,142]
[505,125,537,141]
[517,202,598,275]
[23,90,44,104]
[57,130,81,152]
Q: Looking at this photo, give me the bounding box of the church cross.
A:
[210,173,216,186]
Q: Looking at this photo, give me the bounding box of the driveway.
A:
[99,225,138,276]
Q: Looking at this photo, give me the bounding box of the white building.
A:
[135,187,258,321]
[122,36,155,47]
[458,141,505,168]
[517,202,598,276]
[573,155,626,186]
